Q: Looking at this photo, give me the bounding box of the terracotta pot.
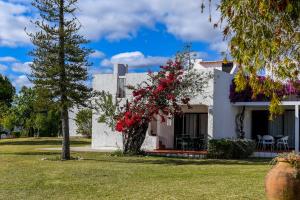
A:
[265,158,300,200]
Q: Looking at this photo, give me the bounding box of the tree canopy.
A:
[214,0,300,116]
[28,0,93,159]
[0,75,15,107]
[0,87,60,137]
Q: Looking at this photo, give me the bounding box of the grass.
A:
[0,137,270,200]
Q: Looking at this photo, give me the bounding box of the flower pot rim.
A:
[277,157,300,162]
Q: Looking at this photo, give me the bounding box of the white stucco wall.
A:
[92,71,157,151]
[90,62,241,150]
[68,108,79,137]
[157,120,174,149]
[212,69,237,139]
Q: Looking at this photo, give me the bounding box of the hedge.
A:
[207,138,256,159]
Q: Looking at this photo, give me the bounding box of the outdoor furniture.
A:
[0,134,7,139]
[192,137,206,150]
[277,136,289,150]
[274,135,284,140]
[181,138,191,150]
[262,135,275,151]
[256,135,263,150]
[176,135,191,150]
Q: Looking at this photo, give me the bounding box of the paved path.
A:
[37,146,113,152]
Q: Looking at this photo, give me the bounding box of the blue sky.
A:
[0,0,227,90]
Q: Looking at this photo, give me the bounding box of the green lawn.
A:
[0,138,269,200]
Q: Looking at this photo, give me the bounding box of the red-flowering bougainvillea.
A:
[115,60,189,134]
[229,76,300,103]
[96,56,210,154]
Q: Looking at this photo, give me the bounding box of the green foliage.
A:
[208,139,256,159]
[28,0,94,159]
[28,0,93,109]
[216,0,300,116]
[1,114,16,132]
[34,113,48,137]
[0,87,60,137]
[95,91,119,129]
[0,74,15,107]
[75,109,92,137]
[11,131,21,138]
[110,149,125,157]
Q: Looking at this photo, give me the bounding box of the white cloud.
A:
[101,51,169,68]
[0,0,226,52]
[90,50,105,59]
[209,40,228,53]
[0,1,32,47]
[0,56,18,62]
[0,64,7,71]
[13,75,32,88]
[76,0,223,44]
[77,0,156,41]
[11,62,32,74]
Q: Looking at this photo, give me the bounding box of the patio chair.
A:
[277,136,289,151]
[0,134,7,139]
[181,139,190,151]
[256,135,263,150]
[262,135,275,151]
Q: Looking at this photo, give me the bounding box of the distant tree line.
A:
[0,77,60,137]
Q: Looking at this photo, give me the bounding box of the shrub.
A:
[75,109,92,137]
[11,131,21,138]
[208,138,255,159]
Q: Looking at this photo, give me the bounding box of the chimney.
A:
[113,63,128,76]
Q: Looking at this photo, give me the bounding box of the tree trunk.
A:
[235,106,245,139]
[123,122,148,154]
[61,106,70,160]
[58,0,70,160]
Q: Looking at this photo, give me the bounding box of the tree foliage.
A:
[0,87,60,137]
[212,0,300,117]
[75,109,92,137]
[28,0,93,159]
[0,75,15,107]
[96,91,120,129]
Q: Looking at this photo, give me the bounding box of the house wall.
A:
[212,69,237,138]
[155,105,209,149]
[68,108,79,137]
[187,68,214,138]
[92,69,157,150]
[157,121,174,149]
[90,63,241,150]
[92,73,121,150]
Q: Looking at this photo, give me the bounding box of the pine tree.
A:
[28,0,93,160]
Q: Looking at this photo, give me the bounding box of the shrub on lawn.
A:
[208,138,255,159]
[11,131,21,138]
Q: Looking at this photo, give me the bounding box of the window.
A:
[117,77,126,98]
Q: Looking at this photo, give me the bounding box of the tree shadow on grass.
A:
[0,151,61,156]
[83,156,271,166]
[0,138,90,146]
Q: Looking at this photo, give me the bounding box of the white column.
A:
[295,104,299,153]
[207,106,214,139]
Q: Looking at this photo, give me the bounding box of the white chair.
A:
[262,135,275,151]
[277,136,289,151]
[0,134,7,139]
[256,135,263,150]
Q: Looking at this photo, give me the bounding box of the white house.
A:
[73,59,300,153]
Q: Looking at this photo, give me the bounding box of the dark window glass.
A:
[117,78,126,98]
